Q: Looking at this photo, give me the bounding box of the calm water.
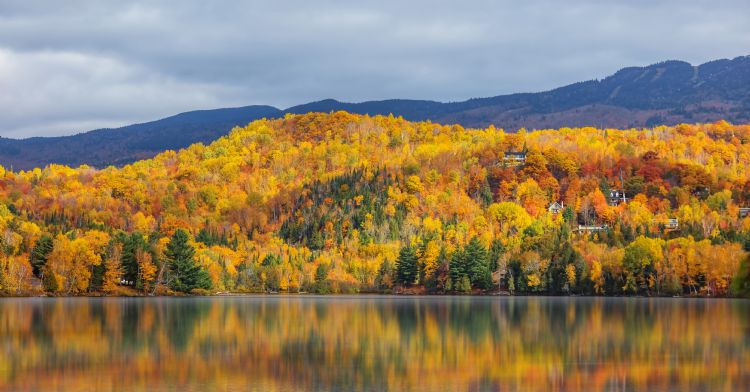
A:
[0,296,748,392]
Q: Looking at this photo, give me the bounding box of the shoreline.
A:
[1,292,746,299]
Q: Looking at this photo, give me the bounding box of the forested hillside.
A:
[1,112,750,296]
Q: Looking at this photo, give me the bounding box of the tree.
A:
[622,236,663,294]
[102,243,122,293]
[164,229,211,293]
[47,232,109,294]
[121,232,147,286]
[465,237,492,290]
[30,235,53,278]
[375,258,394,291]
[137,250,157,292]
[731,256,750,297]
[395,245,418,286]
[449,248,467,291]
[42,265,59,292]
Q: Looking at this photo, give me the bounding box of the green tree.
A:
[395,245,418,285]
[121,232,147,286]
[489,239,504,272]
[731,256,750,298]
[30,235,53,278]
[465,237,492,290]
[165,229,211,293]
[458,276,472,294]
[449,248,467,291]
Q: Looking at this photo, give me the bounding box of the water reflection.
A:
[0,296,748,391]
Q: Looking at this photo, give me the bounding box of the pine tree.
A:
[30,235,53,278]
[731,256,750,297]
[165,229,211,293]
[449,248,467,291]
[121,232,146,286]
[458,276,472,294]
[395,245,418,286]
[489,239,504,272]
[465,237,492,290]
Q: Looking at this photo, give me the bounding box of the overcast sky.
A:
[0,0,748,138]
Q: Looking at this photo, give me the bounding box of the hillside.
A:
[1,56,749,170]
[0,105,282,169]
[1,112,750,297]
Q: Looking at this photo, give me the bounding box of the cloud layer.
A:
[1,0,748,137]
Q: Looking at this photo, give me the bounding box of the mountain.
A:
[1,56,749,170]
[287,56,750,129]
[0,105,282,170]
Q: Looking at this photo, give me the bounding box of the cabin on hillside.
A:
[502,151,527,166]
[692,186,710,199]
[548,201,564,215]
[739,208,750,218]
[652,218,679,231]
[608,190,628,206]
[577,224,609,233]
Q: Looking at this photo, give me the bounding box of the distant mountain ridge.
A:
[1,55,749,170]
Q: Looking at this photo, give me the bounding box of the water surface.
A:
[0,296,748,391]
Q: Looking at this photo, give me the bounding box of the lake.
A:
[0,296,748,391]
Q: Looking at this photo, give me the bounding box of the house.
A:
[502,151,526,166]
[652,218,679,231]
[665,218,679,231]
[548,201,564,214]
[608,190,628,206]
[740,208,750,218]
[576,224,608,233]
[692,186,710,199]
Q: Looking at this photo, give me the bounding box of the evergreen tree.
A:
[449,248,467,291]
[165,229,211,293]
[30,235,53,278]
[465,237,492,290]
[121,232,146,285]
[489,239,504,272]
[89,263,105,292]
[731,256,750,297]
[395,245,418,285]
[562,206,575,223]
[459,275,472,294]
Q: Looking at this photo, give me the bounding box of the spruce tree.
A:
[731,256,750,297]
[30,235,54,278]
[395,245,418,285]
[121,232,146,286]
[449,247,467,292]
[465,237,492,290]
[165,229,211,293]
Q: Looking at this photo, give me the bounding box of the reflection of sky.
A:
[1,1,749,137]
[0,296,748,391]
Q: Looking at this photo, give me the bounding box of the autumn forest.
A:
[1,112,750,297]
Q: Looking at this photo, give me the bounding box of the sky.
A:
[0,0,748,138]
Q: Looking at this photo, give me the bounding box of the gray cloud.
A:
[0,0,748,138]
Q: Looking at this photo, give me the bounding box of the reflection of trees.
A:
[0,297,748,391]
